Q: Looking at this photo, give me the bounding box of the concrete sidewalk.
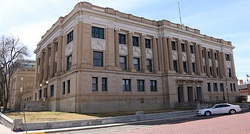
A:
[0,124,16,134]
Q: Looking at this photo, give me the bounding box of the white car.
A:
[197,103,241,116]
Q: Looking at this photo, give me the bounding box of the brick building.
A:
[31,2,238,113]
[9,60,35,111]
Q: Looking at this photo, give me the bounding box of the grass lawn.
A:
[4,108,192,123]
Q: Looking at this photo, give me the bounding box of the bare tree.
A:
[0,35,29,110]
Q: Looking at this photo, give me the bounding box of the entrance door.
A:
[188,87,194,102]
[178,86,184,103]
[196,87,202,101]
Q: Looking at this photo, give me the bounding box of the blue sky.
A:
[0,0,249,81]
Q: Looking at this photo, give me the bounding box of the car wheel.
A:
[229,109,236,114]
[204,111,211,116]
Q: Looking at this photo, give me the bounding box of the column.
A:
[35,57,39,85]
[140,34,147,72]
[128,32,135,72]
[230,53,236,78]
[204,48,210,77]
[186,42,192,74]
[114,29,120,68]
[211,49,217,77]
[162,37,169,72]
[177,39,183,73]
[44,47,49,80]
[195,44,201,74]
[167,37,174,71]
[152,37,159,73]
[157,37,163,72]
[219,52,226,78]
[50,42,55,78]
[198,45,204,74]
[39,51,44,83]
[57,36,63,75]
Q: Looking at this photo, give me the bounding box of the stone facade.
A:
[31,2,238,113]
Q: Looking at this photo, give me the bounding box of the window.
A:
[54,42,58,52]
[210,67,213,76]
[202,49,205,57]
[67,80,70,93]
[173,60,178,72]
[208,51,211,59]
[192,63,196,73]
[233,83,236,92]
[50,85,54,97]
[102,78,107,91]
[122,79,131,91]
[39,89,42,99]
[220,83,224,91]
[54,62,57,75]
[66,55,72,71]
[92,26,104,39]
[190,45,194,54]
[227,68,232,77]
[119,56,127,70]
[48,48,51,57]
[146,59,152,72]
[133,36,139,47]
[67,30,73,44]
[207,83,211,92]
[225,54,230,61]
[137,80,145,92]
[93,51,103,67]
[230,83,233,91]
[214,53,218,60]
[145,39,151,48]
[216,67,219,76]
[183,62,187,73]
[150,80,157,92]
[181,43,186,52]
[213,83,218,92]
[119,34,126,44]
[134,58,140,71]
[62,82,66,95]
[92,77,98,91]
[172,41,176,50]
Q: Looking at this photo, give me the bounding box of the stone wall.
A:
[23,101,48,111]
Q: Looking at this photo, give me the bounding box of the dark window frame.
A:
[93,51,103,67]
[67,30,74,44]
[133,36,139,47]
[146,59,152,72]
[119,56,127,70]
[133,58,140,71]
[122,79,131,92]
[92,26,104,39]
[145,39,151,48]
[102,77,107,91]
[137,80,145,92]
[119,34,126,44]
[66,55,72,71]
[92,77,98,91]
[150,80,157,92]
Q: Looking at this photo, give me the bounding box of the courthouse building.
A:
[32,2,238,113]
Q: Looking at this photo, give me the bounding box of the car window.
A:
[215,105,221,108]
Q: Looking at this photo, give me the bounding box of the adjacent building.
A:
[9,60,35,111]
[32,2,238,113]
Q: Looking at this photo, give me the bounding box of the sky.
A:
[0,0,249,81]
